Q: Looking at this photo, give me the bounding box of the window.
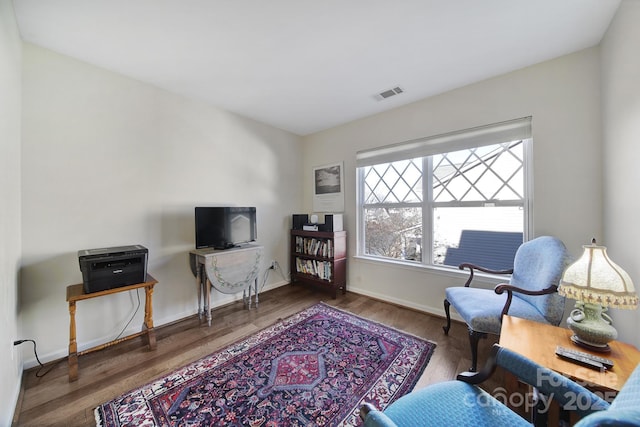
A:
[356,117,531,270]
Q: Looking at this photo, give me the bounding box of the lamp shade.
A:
[558,240,638,309]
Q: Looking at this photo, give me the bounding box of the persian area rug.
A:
[95,302,436,427]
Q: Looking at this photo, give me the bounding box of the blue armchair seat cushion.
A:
[363,381,530,427]
[445,286,550,335]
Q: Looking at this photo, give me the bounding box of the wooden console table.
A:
[66,275,158,382]
[189,244,263,326]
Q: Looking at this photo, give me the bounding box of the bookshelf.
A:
[290,230,346,298]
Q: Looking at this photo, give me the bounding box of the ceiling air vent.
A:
[375,86,404,101]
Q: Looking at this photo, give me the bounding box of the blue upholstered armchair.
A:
[443,236,569,371]
[360,344,640,427]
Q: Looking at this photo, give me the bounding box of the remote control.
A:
[555,346,614,370]
[557,346,614,369]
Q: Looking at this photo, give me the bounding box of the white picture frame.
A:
[312,162,344,213]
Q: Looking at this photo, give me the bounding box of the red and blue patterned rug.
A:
[95,303,436,426]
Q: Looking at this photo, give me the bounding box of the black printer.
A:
[78,245,148,294]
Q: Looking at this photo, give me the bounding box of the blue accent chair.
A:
[443,236,569,371]
[360,344,640,427]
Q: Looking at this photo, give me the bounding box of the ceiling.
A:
[13,0,621,136]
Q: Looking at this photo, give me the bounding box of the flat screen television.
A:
[195,207,257,249]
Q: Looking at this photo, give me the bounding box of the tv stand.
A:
[189,244,263,326]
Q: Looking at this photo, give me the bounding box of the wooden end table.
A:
[66,275,158,382]
[500,315,640,393]
[499,315,640,424]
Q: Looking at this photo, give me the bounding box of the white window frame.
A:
[356,117,533,268]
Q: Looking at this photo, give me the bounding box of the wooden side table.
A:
[500,315,640,393]
[66,274,158,382]
[499,315,640,424]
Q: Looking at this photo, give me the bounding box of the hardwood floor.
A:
[13,284,500,426]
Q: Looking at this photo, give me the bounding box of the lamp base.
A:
[570,335,611,353]
[566,302,617,352]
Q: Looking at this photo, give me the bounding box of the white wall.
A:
[0,0,24,423]
[302,49,604,326]
[20,43,303,367]
[601,0,640,348]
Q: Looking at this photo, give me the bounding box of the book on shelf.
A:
[294,236,334,258]
[295,257,332,281]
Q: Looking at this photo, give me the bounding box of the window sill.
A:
[352,254,510,285]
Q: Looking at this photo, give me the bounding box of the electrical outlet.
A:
[270,260,277,270]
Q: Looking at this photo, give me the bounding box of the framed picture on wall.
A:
[312,162,344,213]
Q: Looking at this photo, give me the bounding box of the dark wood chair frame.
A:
[442,262,558,371]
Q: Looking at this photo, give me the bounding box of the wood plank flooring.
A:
[13,284,500,426]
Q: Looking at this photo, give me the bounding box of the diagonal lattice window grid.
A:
[364,159,422,204]
[432,141,523,204]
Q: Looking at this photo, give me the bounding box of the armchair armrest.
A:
[494,283,558,318]
[456,344,500,384]
[458,263,513,287]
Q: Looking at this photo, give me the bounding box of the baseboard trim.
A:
[346,285,464,323]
